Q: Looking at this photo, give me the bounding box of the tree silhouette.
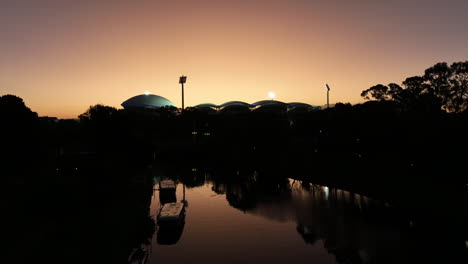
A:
[360,84,391,101]
[79,104,117,123]
[361,61,468,113]
[447,61,468,112]
[0,94,38,122]
[0,94,40,175]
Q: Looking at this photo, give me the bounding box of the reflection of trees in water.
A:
[178,167,206,188]
[306,183,403,263]
[211,181,227,195]
[152,165,402,263]
[213,175,399,264]
[292,181,401,264]
[209,169,292,212]
[153,160,207,189]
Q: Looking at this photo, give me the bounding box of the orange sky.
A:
[1,0,467,118]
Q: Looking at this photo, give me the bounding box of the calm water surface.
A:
[142,177,401,264]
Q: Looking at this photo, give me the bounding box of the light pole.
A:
[179,75,187,111]
[326,84,330,108]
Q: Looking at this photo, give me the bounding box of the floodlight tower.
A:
[179,75,187,110]
[326,84,331,108]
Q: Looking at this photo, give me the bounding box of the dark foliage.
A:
[361,61,468,113]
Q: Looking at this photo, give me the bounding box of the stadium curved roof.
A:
[219,101,251,108]
[121,94,176,109]
[252,100,287,107]
[287,102,321,112]
[192,103,218,113]
[219,101,251,113]
[193,103,219,109]
[252,100,288,113]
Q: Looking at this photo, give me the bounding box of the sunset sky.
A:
[1,0,467,118]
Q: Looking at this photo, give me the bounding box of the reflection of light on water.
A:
[343,190,350,201]
[362,196,369,207]
[323,186,329,199]
[354,194,362,210]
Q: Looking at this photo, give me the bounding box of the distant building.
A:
[121,94,320,114]
[121,94,176,110]
[191,100,321,114]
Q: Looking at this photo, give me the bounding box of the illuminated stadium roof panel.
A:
[192,103,218,113]
[287,102,321,112]
[121,94,176,109]
[219,101,251,113]
[219,101,251,108]
[252,100,288,113]
[252,100,287,107]
[193,103,219,109]
[287,102,311,107]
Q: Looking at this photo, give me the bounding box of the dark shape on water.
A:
[296,224,319,245]
[157,222,186,245]
[157,202,186,245]
[159,190,177,204]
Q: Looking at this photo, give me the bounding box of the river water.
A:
[14,161,467,263]
[141,176,402,264]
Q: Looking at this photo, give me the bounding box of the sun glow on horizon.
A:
[2,1,467,118]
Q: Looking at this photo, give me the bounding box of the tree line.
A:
[1,60,467,177]
[361,61,467,113]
